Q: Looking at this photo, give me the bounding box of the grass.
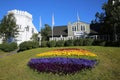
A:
[0,46,120,80]
[0,50,9,57]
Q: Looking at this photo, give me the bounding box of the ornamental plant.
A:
[36,48,97,59]
[28,58,97,74]
[28,48,98,74]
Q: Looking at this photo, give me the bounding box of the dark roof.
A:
[89,29,98,35]
[49,26,68,37]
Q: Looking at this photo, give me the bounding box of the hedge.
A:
[0,42,18,52]
[56,40,65,47]
[19,41,39,51]
[47,41,56,47]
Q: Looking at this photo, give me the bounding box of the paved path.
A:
[0,48,19,58]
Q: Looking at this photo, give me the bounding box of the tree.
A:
[91,0,120,41]
[41,24,51,41]
[0,13,18,43]
[102,0,120,41]
[31,33,38,42]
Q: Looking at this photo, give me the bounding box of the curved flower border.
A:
[28,48,98,74]
[36,48,97,59]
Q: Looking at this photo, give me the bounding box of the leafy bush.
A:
[74,39,79,46]
[93,40,106,46]
[0,42,17,52]
[28,58,97,74]
[65,40,74,46]
[56,40,65,47]
[41,41,48,47]
[47,41,56,47]
[105,41,120,47]
[74,39,84,46]
[83,39,94,46]
[19,41,39,51]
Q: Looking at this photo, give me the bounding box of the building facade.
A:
[49,21,95,41]
[68,21,90,38]
[0,9,38,44]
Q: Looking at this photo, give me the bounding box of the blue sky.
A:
[0,0,107,31]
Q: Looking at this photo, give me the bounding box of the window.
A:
[72,27,74,31]
[26,26,29,31]
[32,28,34,33]
[81,25,86,31]
[19,25,21,29]
[81,25,83,31]
[72,26,76,31]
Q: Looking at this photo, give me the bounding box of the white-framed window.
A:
[32,28,34,33]
[81,25,86,31]
[72,26,77,31]
[26,26,29,31]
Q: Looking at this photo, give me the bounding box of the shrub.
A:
[74,39,79,46]
[41,41,48,47]
[56,40,65,47]
[32,42,39,48]
[93,40,106,46]
[74,39,84,46]
[0,42,17,52]
[47,41,56,47]
[19,41,39,51]
[83,39,94,46]
[105,41,120,47]
[65,40,74,46]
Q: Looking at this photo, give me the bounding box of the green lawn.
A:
[0,46,120,80]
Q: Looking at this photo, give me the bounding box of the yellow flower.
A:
[36,48,97,58]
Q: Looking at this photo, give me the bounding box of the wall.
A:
[68,21,90,37]
[8,9,38,45]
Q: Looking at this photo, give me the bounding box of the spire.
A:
[77,12,80,22]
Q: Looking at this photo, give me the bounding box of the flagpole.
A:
[39,16,42,46]
[52,13,54,40]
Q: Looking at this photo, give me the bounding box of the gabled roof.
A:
[49,26,68,37]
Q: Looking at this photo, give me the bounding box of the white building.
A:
[0,9,38,44]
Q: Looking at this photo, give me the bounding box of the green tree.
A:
[102,0,120,41]
[31,33,38,42]
[41,24,51,41]
[0,13,18,43]
[91,0,120,41]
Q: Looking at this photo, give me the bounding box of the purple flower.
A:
[28,57,97,74]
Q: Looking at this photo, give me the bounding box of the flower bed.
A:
[36,48,97,59]
[28,48,98,74]
[28,58,97,74]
